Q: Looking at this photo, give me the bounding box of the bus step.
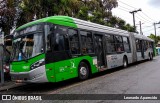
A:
[98,66,107,71]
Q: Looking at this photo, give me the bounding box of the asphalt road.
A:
[1,56,160,103]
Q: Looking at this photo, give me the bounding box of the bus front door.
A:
[95,35,105,68]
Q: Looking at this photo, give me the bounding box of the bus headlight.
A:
[31,59,45,70]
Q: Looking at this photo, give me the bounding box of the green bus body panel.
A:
[45,56,98,82]
[10,54,45,72]
[16,16,77,31]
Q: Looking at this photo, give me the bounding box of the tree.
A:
[1,0,135,35]
[16,0,84,27]
[117,18,126,29]
[102,0,118,11]
[76,6,89,20]
[0,0,16,35]
[123,23,134,32]
[16,0,44,27]
[148,34,160,44]
[108,16,118,27]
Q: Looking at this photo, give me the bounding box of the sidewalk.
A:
[0,81,24,92]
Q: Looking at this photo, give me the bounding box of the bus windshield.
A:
[11,26,44,61]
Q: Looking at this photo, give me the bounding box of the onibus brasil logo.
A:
[1,95,42,101]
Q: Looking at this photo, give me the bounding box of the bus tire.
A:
[148,53,151,60]
[78,62,89,80]
[123,56,128,68]
[150,53,153,60]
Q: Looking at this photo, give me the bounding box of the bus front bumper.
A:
[10,65,48,83]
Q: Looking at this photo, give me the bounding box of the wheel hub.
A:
[124,60,127,67]
[80,67,87,76]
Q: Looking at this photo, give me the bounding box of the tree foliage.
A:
[0,0,135,35]
[148,34,160,44]
[0,0,16,35]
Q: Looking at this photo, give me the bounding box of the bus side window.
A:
[123,37,131,52]
[136,39,141,52]
[144,41,148,50]
[46,34,51,51]
[148,41,150,48]
[106,34,116,53]
[44,24,55,52]
[54,26,69,52]
[149,42,153,48]
[115,36,124,52]
[80,31,94,54]
[68,29,80,54]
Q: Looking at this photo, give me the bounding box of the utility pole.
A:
[139,21,143,35]
[154,22,160,45]
[154,23,157,44]
[130,9,142,32]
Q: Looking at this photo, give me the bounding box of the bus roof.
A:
[16,16,77,31]
[16,16,154,41]
[134,33,154,42]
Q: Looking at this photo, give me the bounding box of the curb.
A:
[0,82,25,92]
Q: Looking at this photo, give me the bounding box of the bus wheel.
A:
[123,57,128,68]
[78,62,89,80]
[150,53,153,60]
[148,53,151,60]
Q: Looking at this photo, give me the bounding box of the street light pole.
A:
[130,9,142,32]
[154,22,160,45]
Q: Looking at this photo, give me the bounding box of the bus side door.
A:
[94,34,106,68]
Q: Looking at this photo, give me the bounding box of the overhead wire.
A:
[118,7,130,12]
[136,12,153,23]
[117,0,137,9]
[116,5,153,25]
[135,16,148,24]
[143,28,157,33]
[117,0,156,23]
[114,0,159,35]
[118,5,132,11]
[141,11,156,22]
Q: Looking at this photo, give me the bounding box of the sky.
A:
[112,0,160,36]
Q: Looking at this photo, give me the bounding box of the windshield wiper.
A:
[19,49,28,62]
[14,42,28,62]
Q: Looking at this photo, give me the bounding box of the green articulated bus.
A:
[10,16,154,83]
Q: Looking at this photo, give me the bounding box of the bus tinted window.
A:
[54,26,69,51]
[68,29,80,54]
[149,42,153,48]
[106,34,116,53]
[136,39,141,51]
[115,36,124,52]
[80,31,94,54]
[44,24,54,51]
[115,36,123,43]
[146,41,150,48]
[123,37,131,52]
[144,41,147,51]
